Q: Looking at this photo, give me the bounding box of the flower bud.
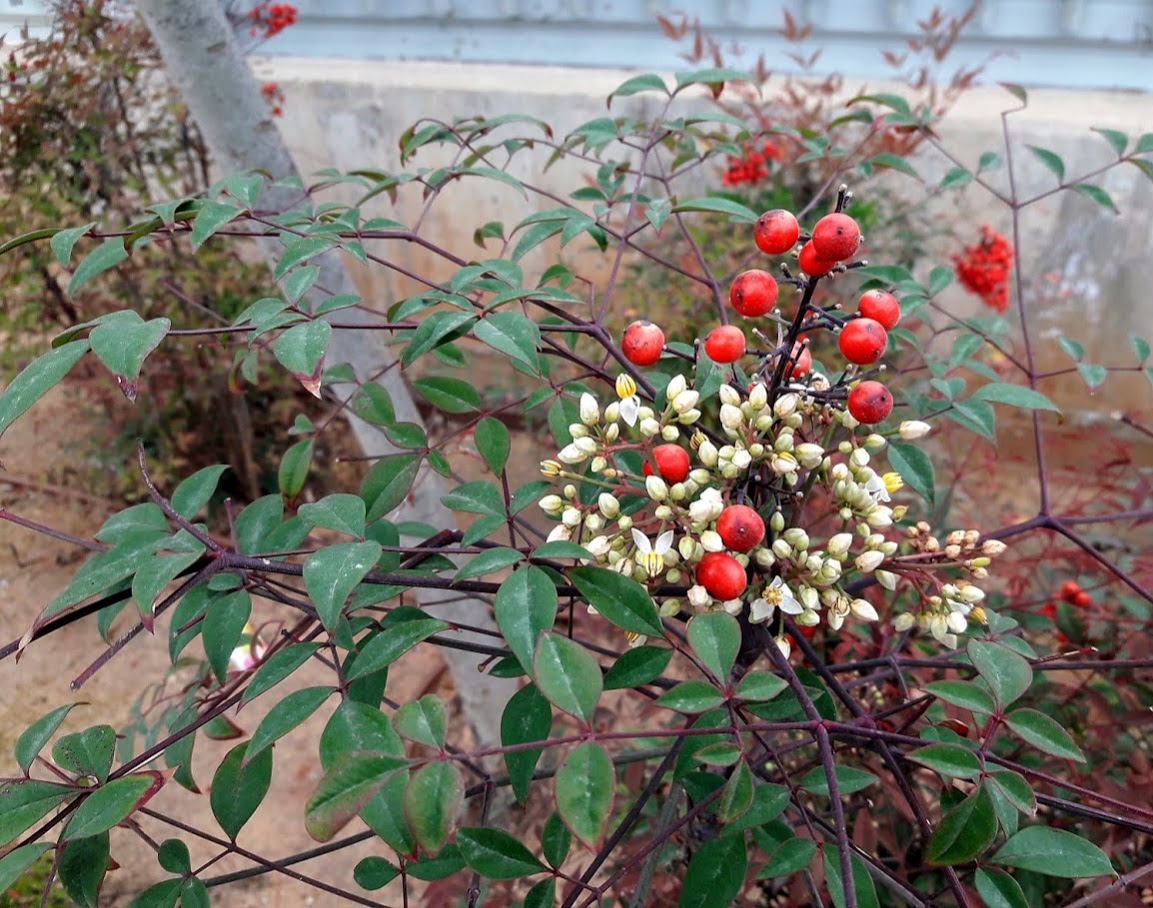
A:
[697,440,719,468]
[865,433,887,450]
[586,513,604,532]
[640,417,661,437]
[661,425,680,442]
[783,527,809,550]
[579,392,599,426]
[598,493,620,519]
[731,448,752,470]
[654,505,673,521]
[645,475,669,501]
[775,635,792,659]
[796,608,820,627]
[666,374,687,400]
[892,612,916,632]
[719,384,741,407]
[795,443,824,469]
[540,459,563,477]
[721,463,739,480]
[539,494,564,516]
[617,515,633,531]
[678,408,702,425]
[669,482,687,502]
[799,585,819,610]
[672,390,700,414]
[754,414,774,433]
[840,410,860,430]
[899,420,931,441]
[849,448,870,469]
[981,539,1007,556]
[855,550,885,572]
[604,402,620,423]
[772,539,792,560]
[678,536,698,561]
[850,598,879,621]
[687,584,711,608]
[774,393,798,418]
[659,598,682,618]
[562,506,582,528]
[891,506,908,522]
[946,610,968,634]
[866,508,893,528]
[720,404,744,430]
[564,484,577,499]
[748,383,768,411]
[755,547,776,568]
[875,569,898,590]
[569,423,589,439]
[699,530,724,553]
[547,524,572,543]
[770,511,785,533]
[827,533,854,557]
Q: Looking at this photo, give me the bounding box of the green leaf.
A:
[799,765,877,797]
[405,762,463,856]
[245,686,333,763]
[967,640,1033,709]
[908,743,982,779]
[608,73,668,105]
[533,633,602,723]
[68,238,128,296]
[655,681,725,714]
[1058,335,1085,361]
[735,671,788,702]
[887,441,935,504]
[524,878,555,908]
[974,867,1030,908]
[926,785,997,865]
[404,844,464,881]
[717,760,754,824]
[171,465,229,520]
[243,643,320,704]
[495,566,558,673]
[978,150,1004,172]
[992,826,1112,877]
[1070,182,1118,213]
[89,312,169,385]
[0,844,53,894]
[541,813,572,868]
[456,546,524,580]
[349,384,395,425]
[53,725,115,784]
[413,376,482,414]
[320,701,404,771]
[679,833,747,908]
[1005,707,1085,761]
[922,682,996,714]
[50,223,97,266]
[191,200,244,249]
[868,152,919,178]
[274,320,332,387]
[297,494,367,538]
[65,772,162,840]
[0,339,89,438]
[202,590,252,683]
[180,879,209,908]
[15,703,79,775]
[402,310,476,366]
[604,645,671,690]
[475,417,510,474]
[305,752,409,842]
[0,779,74,845]
[568,566,664,637]
[695,742,742,767]
[59,832,110,908]
[971,383,1061,412]
[394,694,447,749]
[1136,132,1153,154]
[555,742,614,848]
[275,236,335,279]
[532,541,593,561]
[129,879,182,908]
[1077,362,1107,390]
[354,856,400,890]
[939,166,973,190]
[457,827,546,879]
[721,782,789,835]
[674,66,754,89]
[157,838,191,875]
[671,196,758,224]
[442,480,505,517]
[473,311,541,373]
[1130,334,1149,364]
[1027,146,1065,182]
[303,542,382,630]
[501,682,552,804]
[987,769,1036,817]
[278,439,313,504]
[361,454,422,523]
[756,836,816,878]
[823,846,880,908]
[346,619,447,681]
[687,611,739,681]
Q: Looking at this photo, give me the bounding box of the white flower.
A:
[547,524,572,543]
[946,610,968,634]
[722,599,743,615]
[689,488,724,524]
[616,374,641,427]
[750,577,802,623]
[585,536,611,559]
[899,420,931,440]
[687,584,711,609]
[625,631,648,648]
[632,528,674,578]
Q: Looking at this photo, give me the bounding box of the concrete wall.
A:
[252,57,1153,423]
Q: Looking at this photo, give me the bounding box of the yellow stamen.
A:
[883,472,904,493]
[616,374,637,399]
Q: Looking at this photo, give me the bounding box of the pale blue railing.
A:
[3,1,1152,92]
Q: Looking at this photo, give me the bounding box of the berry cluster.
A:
[541,193,1008,654]
[952,225,1014,313]
[261,81,285,118]
[246,2,298,39]
[721,139,783,188]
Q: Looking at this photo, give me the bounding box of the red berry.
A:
[622,320,665,367]
[695,552,747,601]
[716,505,766,553]
[839,318,888,365]
[797,241,836,277]
[754,209,800,255]
[858,289,901,330]
[811,212,861,262]
[729,270,778,317]
[784,343,812,378]
[651,444,690,484]
[847,381,893,424]
[1072,591,1093,609]
[1058,580,1081,602]
[704,325,746,363]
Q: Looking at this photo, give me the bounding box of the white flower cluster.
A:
[538,372,1004,654]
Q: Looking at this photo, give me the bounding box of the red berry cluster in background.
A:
[1040,580,1094,620]
[261,81,285,117]
[247,2,298,39]
[952,225,1013,313]
[721,139,782,187]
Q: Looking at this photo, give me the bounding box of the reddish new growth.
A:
[261,81,285,117]
[247,2,298,39]
[721,139,782,187]
[952,225,1013,313]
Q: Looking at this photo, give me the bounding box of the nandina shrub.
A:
[0,55,1151,908]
